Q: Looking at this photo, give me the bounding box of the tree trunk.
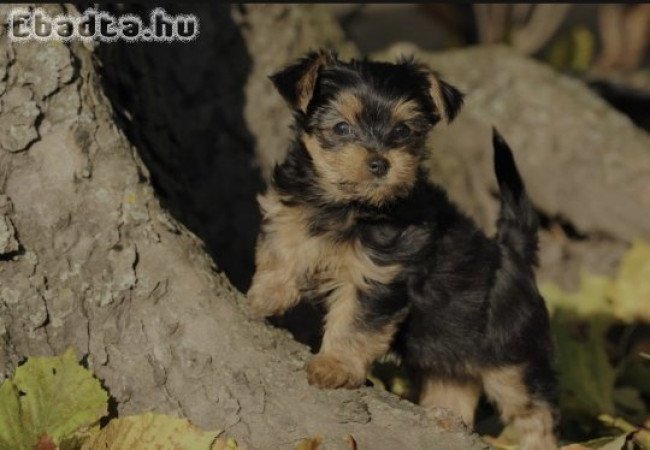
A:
[0,4,484,450]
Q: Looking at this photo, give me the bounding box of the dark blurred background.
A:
[333,4,650,130]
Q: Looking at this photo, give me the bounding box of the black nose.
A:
[368,157,389,177]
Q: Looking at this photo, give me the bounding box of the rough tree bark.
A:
[0,4,486,450]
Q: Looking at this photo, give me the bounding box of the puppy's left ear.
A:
[426,72,464,124]
[431,74,463,123]
[270,49,335,114]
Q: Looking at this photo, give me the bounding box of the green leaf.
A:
[541,274,618,420]
[80,413,224,450]
[0,381,25,450]
[551,310,616,418]
[0,348,108,450]
[618,360,650,396]
[612,387,646,417]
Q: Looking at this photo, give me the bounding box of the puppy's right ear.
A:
[269,50,335,113]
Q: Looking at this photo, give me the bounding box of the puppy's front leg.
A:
[306,283,401,389]
[247,233,301,318]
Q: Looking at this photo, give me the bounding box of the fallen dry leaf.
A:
[294,435,323,450]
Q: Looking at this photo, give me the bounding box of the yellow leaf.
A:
[541,239,650,325]
[570,25,595,73]
[80,413,222,450]
[295,436,323,450]
[541,272,613,319]
[559,434,629,450]
[211,435,241,450]
[610,240,650,323]
[599,415,650,449]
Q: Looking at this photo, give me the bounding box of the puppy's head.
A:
[270,49,463,206]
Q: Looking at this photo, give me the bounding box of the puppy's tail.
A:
[492,127,539,266]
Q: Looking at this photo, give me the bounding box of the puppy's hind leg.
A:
[418,374,482,428]
[482,365,558,450]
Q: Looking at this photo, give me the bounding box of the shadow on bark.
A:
[96,4,262,292]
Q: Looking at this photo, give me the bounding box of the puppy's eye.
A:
[392,123,411,140]
[333,121,352,136]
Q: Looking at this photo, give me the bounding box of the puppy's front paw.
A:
[247,290,276,319]
[247,277,299,319]
[306,354,365,389]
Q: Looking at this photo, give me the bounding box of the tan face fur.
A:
[302,92,427,207]
[269,51,463,207]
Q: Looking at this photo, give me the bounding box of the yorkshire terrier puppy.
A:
[248,50,558,450]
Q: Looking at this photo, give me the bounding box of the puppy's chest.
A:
[259,192,403,290]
